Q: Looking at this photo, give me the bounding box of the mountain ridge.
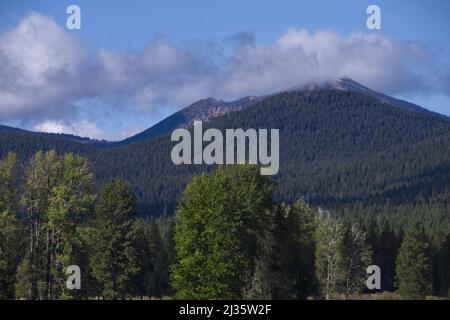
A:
[109,95,263,147]
[290,76,447,119]
[1,77,447,147]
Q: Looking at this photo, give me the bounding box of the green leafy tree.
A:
[0,153,24,299]
[341,224,372,296]
[315,213,346,299]
[171,165,275,299]
[396,224,433,299]
[22,150,61,299]
[46,153,96,299]
[90,179,139,299]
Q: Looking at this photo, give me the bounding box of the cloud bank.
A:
[0,13,448,139]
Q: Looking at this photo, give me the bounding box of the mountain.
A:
[0,124,26,133]
[109,77,447,147]
[1,77,444,149]
[111,96,262,147]
[0,124,106,145]
[293,76,447,119]
[1,78,449,234]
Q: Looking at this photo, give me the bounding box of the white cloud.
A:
[218,29,431,97]
[34,120,105,139]
[0,13,449,139]
[0,13,89,118]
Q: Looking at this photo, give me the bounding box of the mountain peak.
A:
[290,76,369,92]
[289,77,447,119]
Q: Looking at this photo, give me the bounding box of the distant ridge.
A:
[0,124,24,133]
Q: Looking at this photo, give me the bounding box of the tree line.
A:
[0,150,173,299]
[0,151,449,299]
[171,165,449,300]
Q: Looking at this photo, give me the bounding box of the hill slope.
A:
[111,96,261,147]
[293,77,448,119]
[1,86,449,234]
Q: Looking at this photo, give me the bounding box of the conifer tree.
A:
[90,179,139,299]
[147,220,169,298]
[132,219,152,299]
[396,224,433,299]
[162,219,176,296]
[272,200,318,299]
[436,234,450,297]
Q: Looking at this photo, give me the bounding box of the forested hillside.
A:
[1,89,449,236]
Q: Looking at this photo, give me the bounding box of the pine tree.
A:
[396,224,433,299]
[162,218,176,296]
[272,200,318,299]
[90,179,139,299]
[436,234,450,297]
[147,220,168,298]
[374,223,401,292]
[132,219,152,299]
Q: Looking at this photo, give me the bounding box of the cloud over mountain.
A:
[0,12,448,139]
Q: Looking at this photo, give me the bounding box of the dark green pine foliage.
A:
[369,222,402,292]
[131,216,174,299]
[161,218,177,297]
[162,219,176,273]
[90,179,140,299]
[436,234,450,297]
[131,219,152,299]
[272,200,317,299]
[396,224,433,299]
[146,220,169,298]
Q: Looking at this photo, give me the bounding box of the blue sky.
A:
[0,0,449,139]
